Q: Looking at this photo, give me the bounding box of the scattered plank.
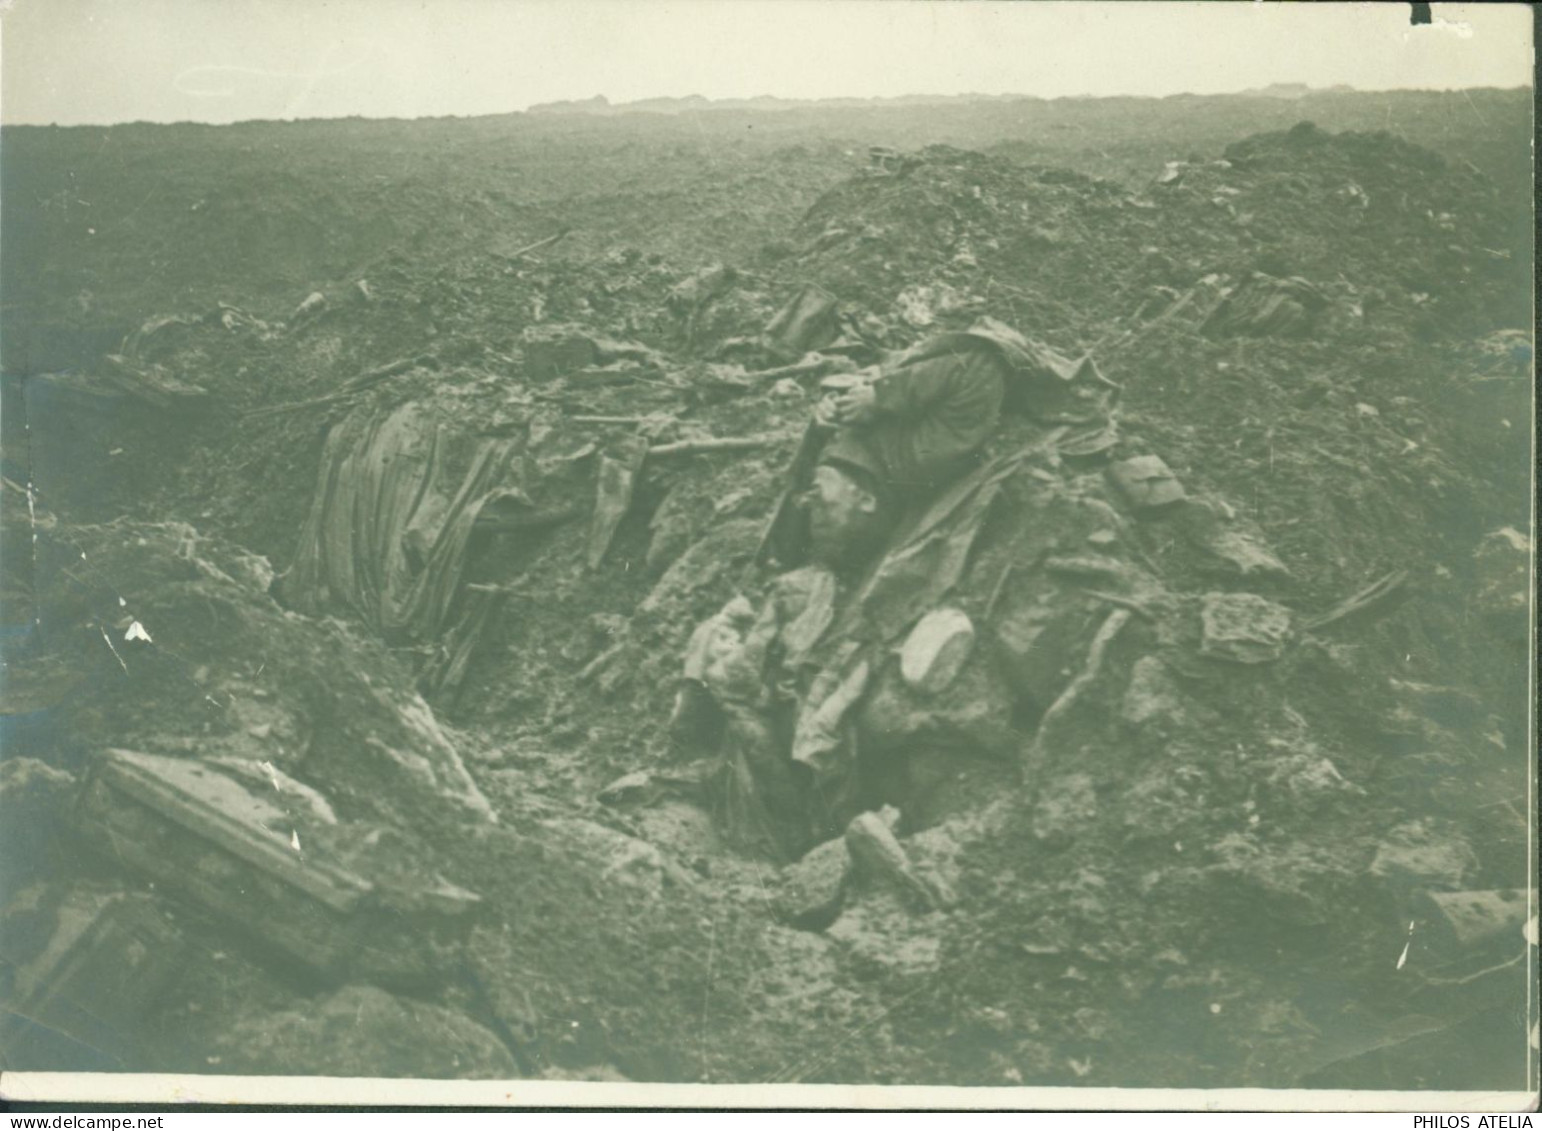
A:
[1303,570,1410,631]
[647,434,786,458]
[243,355,432,419]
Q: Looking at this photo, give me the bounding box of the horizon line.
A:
[1,81,1529,130]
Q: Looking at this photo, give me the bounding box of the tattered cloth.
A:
[903,316,1119,425]
[286,401,526,650]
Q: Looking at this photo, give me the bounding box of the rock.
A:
[826,891,943,977]
[214,984,518,1079]
[292,291,327,320]
[1173,498,1291,580]
[1199,592,1293,664]
[899,608,976,694]
[777,835,850,928]
[905,799,1011,898]
[538,816,685,899]
[1121,655,1187,727]
[1108,455,1186,511]
[597,770,657,807]
[1416,889,1532,950]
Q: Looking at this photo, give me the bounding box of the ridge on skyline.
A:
[525,83,1368,115]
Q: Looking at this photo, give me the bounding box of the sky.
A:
[0,1,1532,126]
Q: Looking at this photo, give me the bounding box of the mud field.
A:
[0,88,1533,1092]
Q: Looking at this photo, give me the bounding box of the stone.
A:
[826,891,943,977]
[538,816,687,899]
[1199,592,1293,664]
[1108,455,1186,511]
[597,770,657,807]
[74,749,482,989]
[1121,655,1187,727]
[1173,498,1291,580]
[292,291,327,320]
[777,835,850,928]
[899,608,976,695]
[1416,889,1532,950]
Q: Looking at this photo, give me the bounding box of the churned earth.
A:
[0,91,1533,1092]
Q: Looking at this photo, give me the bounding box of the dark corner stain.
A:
[1409,3,1432,26]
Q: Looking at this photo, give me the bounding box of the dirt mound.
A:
[32,519,493,828]
[788,130,1524,346]
[6,120,1532,1088]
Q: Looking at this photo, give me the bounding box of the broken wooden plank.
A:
[1303,569,1410,631]
[74,749,482,989]
[493,228,571,263]
[471,506,581,534]
[647,434,787,457]
[586,434,650,569]
[1021,608,1132,784]
[242,355,433,418]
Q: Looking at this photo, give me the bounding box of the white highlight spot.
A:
[125,620,152,643]
[118,596,127,607]
[1396,920,1415,970]
[290,830,302,853]
[98,627,129,673]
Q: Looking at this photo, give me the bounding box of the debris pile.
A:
[3,120,1531,1088]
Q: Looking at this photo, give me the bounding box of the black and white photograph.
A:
[0,0,1534,1111]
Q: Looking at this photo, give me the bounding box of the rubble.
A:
[1198,592,1293,664]
[777,835,850,927]
[75,749,483,988]
[1107,454,1185,511]
[2,107,1530,1088]
[0,884,190,1070]
[212,984,519,1079]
